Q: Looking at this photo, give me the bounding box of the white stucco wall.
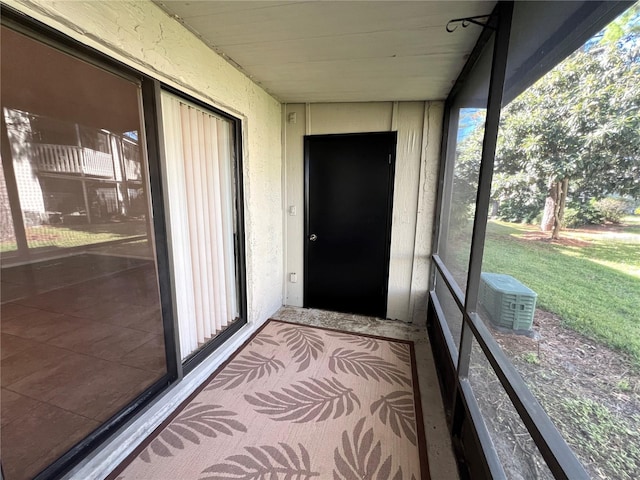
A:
[5,0,284,327]
[283,101,442,322]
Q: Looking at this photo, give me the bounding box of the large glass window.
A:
[469,338,554,480]
[431,2,638,479]
[473,4,640,478]
[438,37,494,293]
[1,27,168,479]
[161,93,243,362]
[433,271,463,357]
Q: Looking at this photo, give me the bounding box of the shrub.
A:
[496,200,541,224]
[534,210,544,225]
[594,197,630,223]
[564,202,604,228]
[634,206,640,216]
[563,207,581,228]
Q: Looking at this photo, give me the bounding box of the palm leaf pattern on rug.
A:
[205,352,285,391]
[326,332,380,351]
[370,391,417,445]
[389,342,411,366]
[278,325,324,372]
[140,403,247,463]
[329,348,411,386]
[244,377,360,422]
[250,333,280,347]
[333,417,412,480]
[200,442,319,479]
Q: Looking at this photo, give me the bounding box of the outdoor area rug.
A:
[110,319,429,480]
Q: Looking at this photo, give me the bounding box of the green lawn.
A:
[482,217,640,364]
[0,221,147,253]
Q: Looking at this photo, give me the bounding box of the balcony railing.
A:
[34,143,115,178]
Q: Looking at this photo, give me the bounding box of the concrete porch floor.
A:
[271,306,459,480]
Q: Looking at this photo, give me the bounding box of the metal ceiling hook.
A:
[446,14,494,33]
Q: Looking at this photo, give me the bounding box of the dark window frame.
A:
[426,1,632,478]
[0,10,179,478]
[0,6,248,478]
[156,84,249,376]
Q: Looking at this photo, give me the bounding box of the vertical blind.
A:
[161,92,238,360]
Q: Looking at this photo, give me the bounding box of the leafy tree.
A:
[457,4,640,238]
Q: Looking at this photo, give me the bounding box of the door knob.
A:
[309,234,318,241]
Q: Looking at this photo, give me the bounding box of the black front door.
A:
[304,131,396,317]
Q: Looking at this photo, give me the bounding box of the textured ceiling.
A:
[154,1,496,102]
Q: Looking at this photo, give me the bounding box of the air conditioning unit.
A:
[479,273,537,331]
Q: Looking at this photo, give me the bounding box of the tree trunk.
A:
[540,178,558,232]
[551,178,569,240]
[541,177,569,239]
